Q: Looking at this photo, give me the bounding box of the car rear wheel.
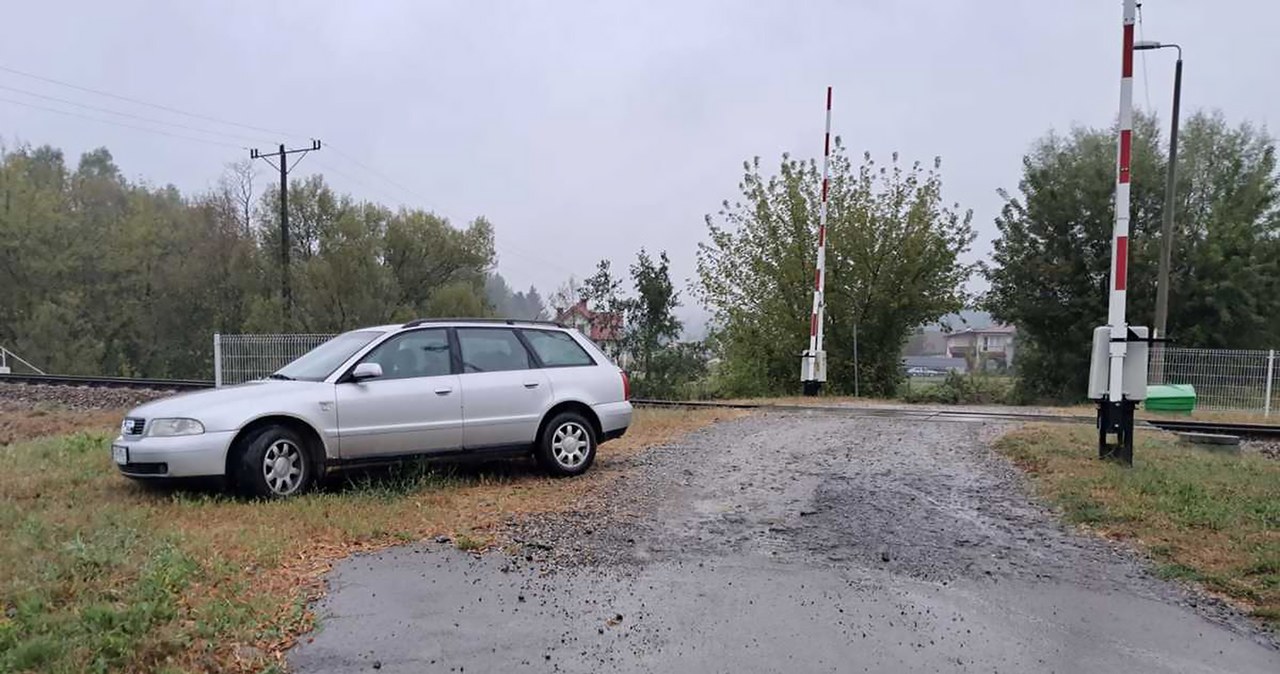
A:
[235,425,315,499]
[536,412,597,477]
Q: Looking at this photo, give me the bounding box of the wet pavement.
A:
[290,412,1279,673]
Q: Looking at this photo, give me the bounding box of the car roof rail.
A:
[401,317,568,329]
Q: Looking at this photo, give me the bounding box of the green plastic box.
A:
[1145,384,1196,414]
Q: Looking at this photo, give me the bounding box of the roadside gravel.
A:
[293,411,1277,673]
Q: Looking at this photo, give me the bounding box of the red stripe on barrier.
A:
[1115,236,1128,290]
[822,178,828,201]
[814,267,821,290]
[818,226,825,247]
[826,86,832,110]
[810,313,818,336]
[1118,129,1132,183]
[824,132,830,157]
[1122,24,1134,78]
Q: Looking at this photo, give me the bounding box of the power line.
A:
[0,95,245,150]
[0,63,302,140]
[0,61,579,283]
[0,82,270,146]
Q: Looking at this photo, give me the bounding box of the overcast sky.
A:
[2,1,1276,330]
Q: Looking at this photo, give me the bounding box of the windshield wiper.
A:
[268,373,294,381]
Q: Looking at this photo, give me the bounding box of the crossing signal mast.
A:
[1088,0,1160,464]
[801,87,833,396]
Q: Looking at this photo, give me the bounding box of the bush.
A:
[900,371,1014,405]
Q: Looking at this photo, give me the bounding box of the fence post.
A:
[1265,349,1275,418]
[214,333,223,388]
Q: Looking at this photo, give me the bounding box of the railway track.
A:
[631,398,1280,439]
[2,374,1277,439]
[0,372,213,390]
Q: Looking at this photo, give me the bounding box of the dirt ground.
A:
[291,412,1278,673]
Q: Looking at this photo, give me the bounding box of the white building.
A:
[944,324,1016,370]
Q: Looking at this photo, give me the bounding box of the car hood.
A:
[128,380,329,420]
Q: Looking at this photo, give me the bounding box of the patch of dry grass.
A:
[0,407,740,673]
[995,424,1280,627]
[0,403,125,446]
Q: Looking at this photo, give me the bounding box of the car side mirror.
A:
[351,362,383,381]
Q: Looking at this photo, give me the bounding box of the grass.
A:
[0,407,740,673]
[995,424,1280,628]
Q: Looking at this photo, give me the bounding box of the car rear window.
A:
[457,328,533,373]
[522,330,596,367]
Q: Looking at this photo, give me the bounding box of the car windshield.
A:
[272,331,383,382]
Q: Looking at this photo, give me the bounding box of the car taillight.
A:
[621,370,631,400]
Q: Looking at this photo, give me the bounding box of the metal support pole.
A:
[1154,55,1183,339]
[214,333,223,388]
[853,321,860,398]
[1265,349,1275,418]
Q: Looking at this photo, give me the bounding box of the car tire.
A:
[235,425,315,499]
[535,412,597,477]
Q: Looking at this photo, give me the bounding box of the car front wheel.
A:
[235,425,315,499]
[536,412,597,477]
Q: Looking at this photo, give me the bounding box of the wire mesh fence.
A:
[214,333,335,386]
[212,333,1279,417]
[1149,346,1278,416]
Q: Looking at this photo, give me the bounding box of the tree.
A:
[581,260,622,315]
[984,110,1280,402]
[622,249,682,383]
[0,139,501,378]
[548,276,583,316]
[697,143,975,396]
[486,273,549,320]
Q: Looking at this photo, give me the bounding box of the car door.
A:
[334,328,462,458]
[455,327,552,448]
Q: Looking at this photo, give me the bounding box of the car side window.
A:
[457,328,533,373]
[521,330,596,367]
[361,329,452,380]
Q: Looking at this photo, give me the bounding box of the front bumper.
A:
[594,401,633,440]
[111,430,237,478]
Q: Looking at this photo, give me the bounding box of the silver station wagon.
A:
[111,319,633,498]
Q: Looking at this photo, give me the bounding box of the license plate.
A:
[112,445,128,465]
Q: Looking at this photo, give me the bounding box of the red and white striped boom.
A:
[800,87,832,393]
[1107,0,1137,402]
[809,86,833,355]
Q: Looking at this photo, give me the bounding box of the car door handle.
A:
[523,381,540,389]
[435,387,453,395]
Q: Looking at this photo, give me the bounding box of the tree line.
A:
[1,145,496,378]
[5,105,1275,402]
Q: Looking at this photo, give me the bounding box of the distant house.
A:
[554,300,625,364]
[944,324,1016,370]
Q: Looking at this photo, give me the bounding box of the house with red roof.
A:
[554,299,626,365]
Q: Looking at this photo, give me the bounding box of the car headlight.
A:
[147,418,205,437]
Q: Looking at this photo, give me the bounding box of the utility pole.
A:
[250,139,321,323]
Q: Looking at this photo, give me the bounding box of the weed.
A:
[454,534,485,552]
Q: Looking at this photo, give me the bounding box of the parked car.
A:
[111,319,632,498]
[906,366,945,377]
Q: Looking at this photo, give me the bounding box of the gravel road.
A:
[290,412,1278,673]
